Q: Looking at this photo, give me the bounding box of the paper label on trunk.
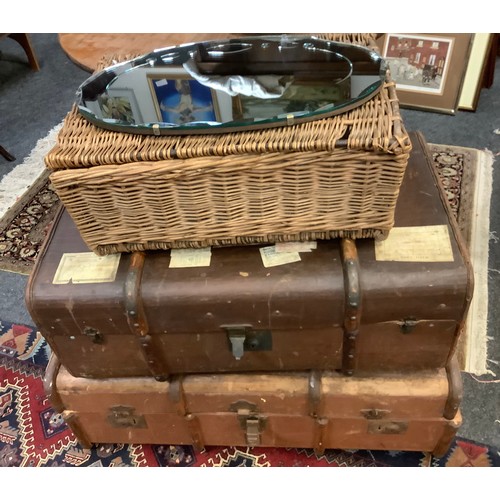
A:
[53,253,121,284]
[259,246,301,267]
[375,225,454,262]
[169,248,212,268]
[274,241,317,253]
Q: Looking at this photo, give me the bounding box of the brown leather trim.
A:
[43,353,64,414]
[432,412,462,458]
[43,353,93,448]
[169,376,188,417]
[24,204,65,340]
[61,412,93,449]
[124,251,169,380]
[313,417,328,456]
[185,414,205,451]
[414,131,475,364]
[340,238,362,375]
[307,371,322,417]
[124,252,149,336]
[444,355,463,420]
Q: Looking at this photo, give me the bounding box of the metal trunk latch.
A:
[399,317,418,334]
[107,405,147,429]
[229,400,266,446]
[83,326,104,344]
[361,408,407,435]
[367,420,408,435]
[222,325,272,360]
[227,327,245,360]
[360,408,390,420]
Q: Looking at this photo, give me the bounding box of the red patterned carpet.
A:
[0,320,498,467]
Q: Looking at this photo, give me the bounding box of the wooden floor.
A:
[58,33,239,72]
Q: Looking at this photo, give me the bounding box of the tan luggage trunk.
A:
[45,354,462,457]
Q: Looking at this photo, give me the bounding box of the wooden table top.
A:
[58,33,241,72]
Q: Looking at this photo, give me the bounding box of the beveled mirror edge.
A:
[77,81,387,136]
[76,35,388,136]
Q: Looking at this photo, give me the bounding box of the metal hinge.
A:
[229,400,266,446]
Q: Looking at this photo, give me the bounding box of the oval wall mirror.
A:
[76,35,387,136]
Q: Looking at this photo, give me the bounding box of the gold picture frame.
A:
[458,33,494,111]
[377,33,473,115]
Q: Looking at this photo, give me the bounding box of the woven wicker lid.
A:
[45,33,411,171]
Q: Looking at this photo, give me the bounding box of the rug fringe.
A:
[0,122,62,221]
[462,148,495,375]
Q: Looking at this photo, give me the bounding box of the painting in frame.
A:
[377,33,472,114]
[97,88,143,124]
[147,72,222,125]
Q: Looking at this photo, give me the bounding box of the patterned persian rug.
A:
[428,143,493,375]
[0,319,498,467]
[0,180,58,274]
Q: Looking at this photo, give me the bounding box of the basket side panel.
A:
[50,149,408,254]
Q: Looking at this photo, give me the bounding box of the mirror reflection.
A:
[77,35,387,135]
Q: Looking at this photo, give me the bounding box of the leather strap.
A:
[124,252,170,381]
[340,239,362,376]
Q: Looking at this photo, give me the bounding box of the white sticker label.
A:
[259,246,301,268]
[375,225,454,262]
[274,241,317,253]
[53,253,121,284]
[169,248,212,268]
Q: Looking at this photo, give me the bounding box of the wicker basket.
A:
[45,34,412,255]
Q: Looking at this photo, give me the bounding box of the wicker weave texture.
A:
[46,34,412,254]
[51,146,408,254]
[46,79,408,171]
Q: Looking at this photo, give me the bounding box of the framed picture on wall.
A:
[377,33,473,114]
[147,72,222,125]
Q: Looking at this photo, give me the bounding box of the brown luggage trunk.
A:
[45,354,462,457]
[26,131,473,379]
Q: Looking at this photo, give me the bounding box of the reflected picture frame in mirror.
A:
[97,87,143,124]
[147,72,223,125]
